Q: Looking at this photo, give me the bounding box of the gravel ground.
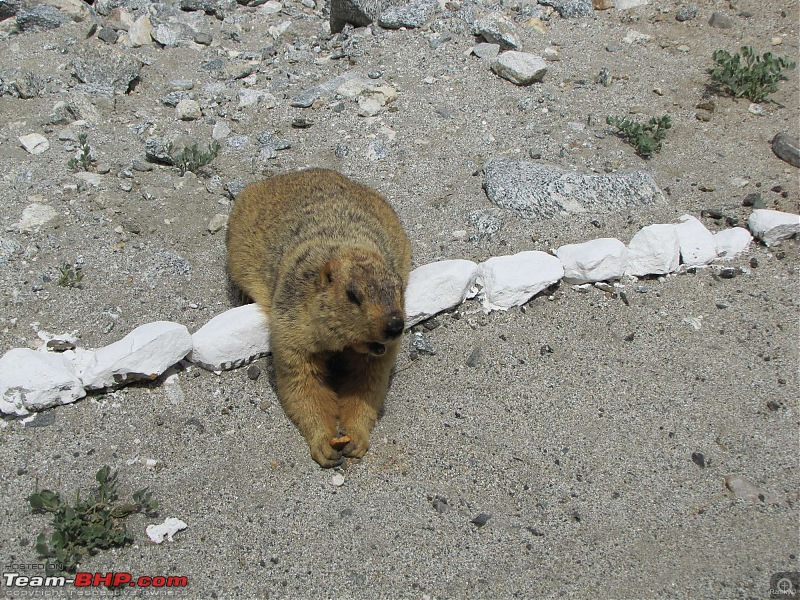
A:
[0,0,798,597]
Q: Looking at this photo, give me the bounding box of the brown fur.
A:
[226,168,412,467]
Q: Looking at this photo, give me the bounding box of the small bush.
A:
[57,263,83,288]
[606,114,672,159]
[168,141,221,176]
[67,133,94,172]
[29,466,158,575]
[710,46,796,103]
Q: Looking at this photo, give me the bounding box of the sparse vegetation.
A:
[28,466,158,575]
[168,141,221,176]
[57,263,83,288]
[710,46,796,103]
[67,133,94,171]
[606,114,672,159]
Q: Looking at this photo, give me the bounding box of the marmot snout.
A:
[226,168,412,467]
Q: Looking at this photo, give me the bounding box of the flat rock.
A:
[176,98,202,120]
[675,214,717,266]
[747,209,800,247]
[613,0,648,8]
[483,159,664,221]
[477,251,564,311]
[81,321,192,389]
[405,260,479,326]
[771,132,800,168]
[0,348,86,416]
[44,0,92,22]
[624,224,680,277]
[708,11,733,29]
[378,0,436,28]
[555,238,628,283]
[471,43,500,62]
[472,15,519,50]
[724,475,778,504]
[16,202,57,231]
[330,0,393,32]
[491,52,547,86]
[19,133,49,154]
[713,227,752,259]
[72,48,142,95]
[290,72,372,108]
[189,304,270,371]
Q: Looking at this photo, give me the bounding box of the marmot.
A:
[226,168,412,467]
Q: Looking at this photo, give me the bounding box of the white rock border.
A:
[1,209,796,416]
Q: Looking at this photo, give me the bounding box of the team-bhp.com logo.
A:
[4,571,188,591]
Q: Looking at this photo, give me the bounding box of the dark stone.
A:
[16,4,69,31]
[46,339,76,352]
[247,364,261,380]
[708,12,733,29]
[540,344,553,355]
[675,5,698,21]
[471,512,490,527]
[466,346,482,367]
[98,27,118,44]
[771,132,800,168]
[691,452,706,468]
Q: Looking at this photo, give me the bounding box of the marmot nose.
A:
[384,316,404,338]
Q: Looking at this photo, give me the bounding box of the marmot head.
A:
[314,248,406,355]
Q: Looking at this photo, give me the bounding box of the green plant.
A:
[67,133,94,171]
[168,141,221,176]
[57,263,83,288]
[606,114,671,159]
[710,46,796,103]
[29,466,158,575]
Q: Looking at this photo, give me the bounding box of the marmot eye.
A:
[346,287,362,305]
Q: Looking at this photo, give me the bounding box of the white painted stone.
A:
[675,214,717,266]
[405,260,479,326]
[490,51,547,86]
[477,251,564,311]
[714,227,752,259]
[748,209,800,247]
[16,203,57,231]
[19,133,50,155]
[81,321,192,389]
[189,304,270,371]
[146,517,187,544]
[555,238,628,283]
[0,348,86,416]
[624,224,680,277]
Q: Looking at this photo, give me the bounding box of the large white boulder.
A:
[405,260,479,326]
[748,209,800,247]
[714,227,752,259]
[0,348,86,416]
[624,224,680,277]
[80,321,192,389]
[555,238,628,283]
[675,214,717,266]
[189,303,271,371]
[477,251,564,311]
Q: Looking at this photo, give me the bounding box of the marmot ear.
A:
[320,258,338,286]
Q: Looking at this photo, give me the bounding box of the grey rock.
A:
[471,43,500,61]
[194,31,213,45]
[491,52,547,86]
[708,12,732,29]
[0,237,21,264]
[98,27,119,44]
[152,23,191,47]
[472,15,519,50]
[72,48,142,95]
[330,0,394,32]
[471,512,491,527]
[378,0,436,28]
[257,131,291,151]
[366,140,389,161]
[468,208,504,239]
[675,5,697,21]
[161,91,192,107]
[145,135,183,165]
[411,332,436,355]
[539,0,592,18]
[16,4,69,31]
[226,135,249,150]
[225,180,246,198]
[483,158,665,221]
[155,250,191,277]
[466,346,482,367]
[0,0,22,21]
[94,0,151,16]
[290,71,369,108]
[1,69,43,99]
[771,132,800,168]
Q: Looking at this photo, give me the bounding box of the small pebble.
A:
[466,346,482,367]
[247,365,261,380]
[331,474,345,487]
[471,512,490,527]
[691,452,706,468]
